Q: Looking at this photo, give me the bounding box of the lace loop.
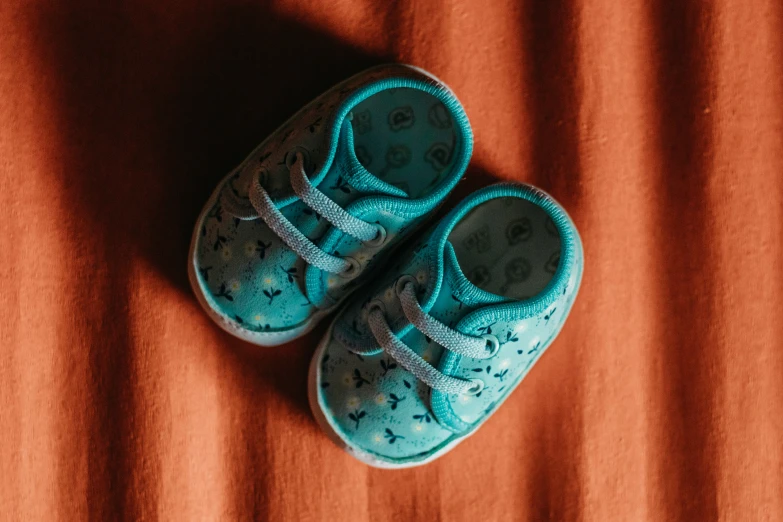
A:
[287,153,379,242]
[367,308,474,395]
[360,279,493,395]
[247,151,380,275]
[249,176,350,273]
[398,283,489,359]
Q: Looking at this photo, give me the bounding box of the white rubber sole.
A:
[307,319,470,469]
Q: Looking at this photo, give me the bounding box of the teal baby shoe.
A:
[188,64,472,345]
[309,183,583,467]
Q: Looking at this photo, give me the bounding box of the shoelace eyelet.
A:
[362,223,388,248]
[394,274,418,297]
[285,147,312,171]
[464,379,485,395]
[482,334,501,358]
[256,166,270,187]
[367,298,386,315]
[339,256,361,279]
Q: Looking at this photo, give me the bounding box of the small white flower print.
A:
[374,393,386,405]
[229,280,241,292]
[342,373,353,386]
[221,247,232,261]
[372,433,383,444]
[346,397,361,410]
[412,423,425,433]
[499,358,511,370]
[244,241,256,257]
[416,270,427,284]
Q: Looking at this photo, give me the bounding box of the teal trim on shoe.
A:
[304,75,473,308]
[430,184,581,433]
[428,183,577,315]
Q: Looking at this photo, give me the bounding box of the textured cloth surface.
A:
[1,1,781,521]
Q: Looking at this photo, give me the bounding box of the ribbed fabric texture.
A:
[367,308,474,395]
[250,177,351,274]
[288,156,379,242]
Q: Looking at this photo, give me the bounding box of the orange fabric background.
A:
[1,1,781,520]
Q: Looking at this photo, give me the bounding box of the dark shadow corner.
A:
[29,2,398,517]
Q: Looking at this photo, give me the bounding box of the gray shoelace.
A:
[363,281,498,395]
[247,152,383,274]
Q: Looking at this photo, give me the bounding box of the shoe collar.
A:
[333,182,579,352]
[302,76,474,307]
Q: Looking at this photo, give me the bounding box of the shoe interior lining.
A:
[448,198,562,300]
[350,88,458,199]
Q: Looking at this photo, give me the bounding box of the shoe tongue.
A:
[329,117,409,198]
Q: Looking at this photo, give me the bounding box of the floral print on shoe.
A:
[189,64,473,346]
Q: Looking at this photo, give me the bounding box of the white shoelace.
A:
[357,280,499,395]
[246,152,385,274]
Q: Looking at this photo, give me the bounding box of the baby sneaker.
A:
[310,183,583,467]
[189,64,472,346]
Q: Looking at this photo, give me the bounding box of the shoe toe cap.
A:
[192,200,316,337]
[313,333,459,466]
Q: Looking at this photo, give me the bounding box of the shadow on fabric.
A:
[28,1,510,517]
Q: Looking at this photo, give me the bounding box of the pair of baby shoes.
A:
[189,64,583,468]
